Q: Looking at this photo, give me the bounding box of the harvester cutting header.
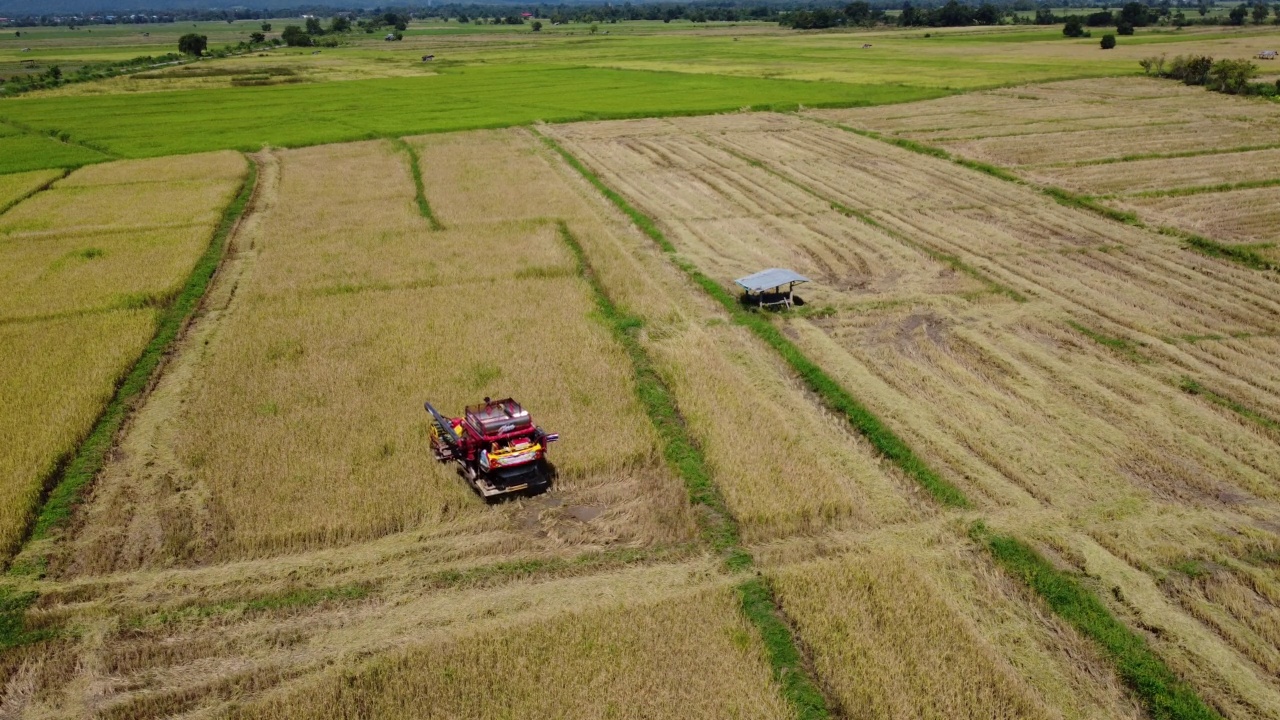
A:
[425,397,558,500]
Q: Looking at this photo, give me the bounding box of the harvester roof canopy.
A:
[734,268,810,293]
[465,398,532,436]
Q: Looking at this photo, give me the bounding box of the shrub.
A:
[1101,33,1117,48]
[1166,54,1213,84]
[1117,20,1135,33]
[1206,58,1257,93]
[281,25,311,46]
[1063,15,1086,35]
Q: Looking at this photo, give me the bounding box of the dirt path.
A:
[52,151,280,577]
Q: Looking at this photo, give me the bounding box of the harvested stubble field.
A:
[548,108,1280,717]
[820,77,1280,254]
[0,151,246,563]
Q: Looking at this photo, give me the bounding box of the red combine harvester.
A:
[424,397,558,499]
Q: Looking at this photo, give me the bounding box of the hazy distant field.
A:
[6,19,1274,173]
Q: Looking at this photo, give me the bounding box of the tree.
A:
[329,16,351,33]
[1101,32,1117,47]
[1206,58,1257,92]
[1197,1,1208,14]
[845,1,872,24]
[590,23,599,33]
[900,1,921,25]
[1087,10,1115,24]
[305,17,324,35]
[250,31,265,43]
[532,20,543,31]
[1229,3,1248,23]
[281,25,311,46]
[974,3,1002,24]
[261,22,271,31]
[178,32,207,55]
[1118,2,1151,25]
[1063,15,1086,35]
[1117,20,1135,33]
[1035,5,1057,23]
[1252,2,1270,23]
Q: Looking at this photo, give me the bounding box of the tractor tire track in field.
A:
[50,151,280,578]
[5,152,263,578]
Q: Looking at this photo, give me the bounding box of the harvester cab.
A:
[425,397,558,500]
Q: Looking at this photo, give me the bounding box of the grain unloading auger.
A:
[425,397,558,500]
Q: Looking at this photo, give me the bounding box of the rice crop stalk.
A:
[1179,377,1280,433]
[9,154,256,575]
[970,522,1223,720]
[555,221,746,568]
[389,137,443,231]
[737,577,830,720]
[538,131,970,510]
[0,168,67,217]
[1159,227,1276,271]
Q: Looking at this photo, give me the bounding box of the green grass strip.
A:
[1043,187,1142,226]
[1180,377,1280,433]
[0,585,55,651]
[390,137,443,231]
[1131,176,1280,199]
[1048,142,1280,168]
[1066,320,1149,363]
[15,155,258,565]
[540,132,969,510]
[972,523,1222,720]
[1160,227,1276,271]
[737,577,830,720]
[555,221,748,569]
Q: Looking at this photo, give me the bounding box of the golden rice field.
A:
[0,169,61,211]
[8,76,1280,719]
[0,152,246,561]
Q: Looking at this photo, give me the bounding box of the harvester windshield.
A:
[465,398,532,437]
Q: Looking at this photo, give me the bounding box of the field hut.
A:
[1258,50,1277,60]
[735,268,809,310]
